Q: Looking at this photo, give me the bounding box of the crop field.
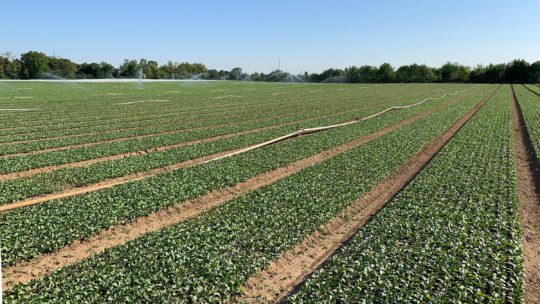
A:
[0,81,539,303]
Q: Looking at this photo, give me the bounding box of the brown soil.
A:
[510,85,540,304]
[1,93,466,289]
[0,108,360,181]
[522,84,540,98]
[237,86,499,303]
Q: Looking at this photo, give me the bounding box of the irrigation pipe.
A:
[0,108,40,112]
[205,88,473,164]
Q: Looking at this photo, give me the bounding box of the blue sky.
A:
[2,0,539,73]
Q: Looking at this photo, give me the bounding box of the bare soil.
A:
[237,86,499,303]
[511,85,540,304]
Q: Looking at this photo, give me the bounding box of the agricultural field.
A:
[0,81,539,303]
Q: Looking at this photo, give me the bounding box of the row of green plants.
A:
[0,83,455,139]
[0,87,489,269]
[0,87,485,205]
[0,89,360,138]
[0,94,359,148]
[0,82,472,130]
[0,99,408,173]
[0,82,379,126]
[287,86,523,303]
[0,85,472,170]
[2,86,487,303]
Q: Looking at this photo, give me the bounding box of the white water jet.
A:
[280,73,305,82]
[321,76,346,83]
[41,73,86,89]
[135,68,144,89]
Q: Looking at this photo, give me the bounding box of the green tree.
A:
[376,63,395,82]
[229,67,242,80]
[48,57,77,79]
[0,57,6,79]
[20,51,50,79]
[99,62,114,78]
[530,61,540,83]
[77,63,100,79]
[395,64,436,82]
[119,59,139,78]
[0,52,21,79]
[505,59,530,83]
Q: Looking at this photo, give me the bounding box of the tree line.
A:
[0,50,538,83]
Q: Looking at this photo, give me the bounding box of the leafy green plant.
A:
[287,86,523,303]
[3,87,486,302]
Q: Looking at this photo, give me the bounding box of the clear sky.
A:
[2,0,539,73]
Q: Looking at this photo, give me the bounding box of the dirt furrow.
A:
[237,86,499,303]
[1,94,464,289]
[510,85,540,304]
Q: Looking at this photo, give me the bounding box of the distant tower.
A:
[278,59,280,73]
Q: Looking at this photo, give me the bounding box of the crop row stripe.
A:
[0,94,350,144]
[0,105,312,147]
[0,90,359,132]
[238,85,499,303]
[0,97,373,159]
[0,108,381,209]
[510,85,540,303]
[0,93,284,129]
[0,89,474,211]
[1,91,467,289]
[0,89,473,210]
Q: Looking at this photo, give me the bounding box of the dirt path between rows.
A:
[522,84,540,98]
[237,86,499,303]
[1,93,468,290]
[0,108,364,181]
[510,85,540,304]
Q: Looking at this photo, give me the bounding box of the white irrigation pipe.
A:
[212,95,244,99]
[114,100,170,105]
[0,108,40,112]
[205,88,472,164]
